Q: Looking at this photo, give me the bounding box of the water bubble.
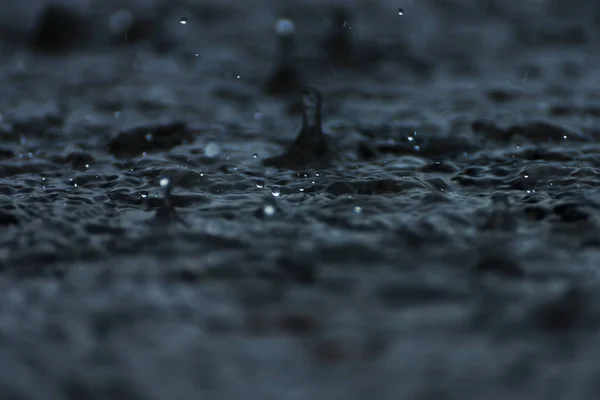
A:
[204,142,221,158]
[180,17,188,25]
[271,185,281,197]
[160,178,170,188]
[263,205,276,216]
[397,8,404,16]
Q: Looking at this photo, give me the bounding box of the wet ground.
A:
[2,0,600,399]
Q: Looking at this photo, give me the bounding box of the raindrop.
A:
[180,17,188,25]
[160,178,170,188]
[275,18,295,36]
[413,146,420,151]
[263,205,276,216]
[204,142,221,158]
[252,153,258,158]
[145,133,153,141]
[407,136,414,141]
[271,185,281,197]
[354,206,362,213]
[397,8,404,16]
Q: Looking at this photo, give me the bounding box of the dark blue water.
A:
[0,1,600,399]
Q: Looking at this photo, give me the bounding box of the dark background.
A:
[1,0,600,399]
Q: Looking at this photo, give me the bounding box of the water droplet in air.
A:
[413,146,420,151]
[145,133,153,141]
[407,136,414,141]
[271,185,281,197]
[354,206,362,213]
[263,205,276,216]
[204,142,221,158]
[160,178,170,188]
[180,17,188,25]
[275,18,295,36]
[397,8,404,16]
[252,153,258,158]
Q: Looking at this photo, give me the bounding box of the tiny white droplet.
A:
[160,178,170,187]
[180,17,188,25]
[398,8,404,16]
[263,205,275,216]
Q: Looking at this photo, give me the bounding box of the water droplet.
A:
[114,111,121,118]
[354,206,362,213]
[275,18,295,35]
[145,133,153,141]
[160,178,170,188]
[271,185,281,197]
[263,205,275,216]
[397,8,404,16]
[524,175,529,179]
[204,142,221,158]
[140,191,148,198]
[252,153,258,158]
[254,112,262,120]
[85,164,89,168]
[180,17,188,25]
[236,75,240,79]
[73,183,78,187]
[407,136,414,141]
[413,145,420,151]
[108,9,133,34]
[563,135,568,139]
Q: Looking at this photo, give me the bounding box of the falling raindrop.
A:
[204,142,221,158]
[252,153,258,158]
[180,17,188,25]
[397,8,404,16]
[263,205,276,216]
[160,178,170,188]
